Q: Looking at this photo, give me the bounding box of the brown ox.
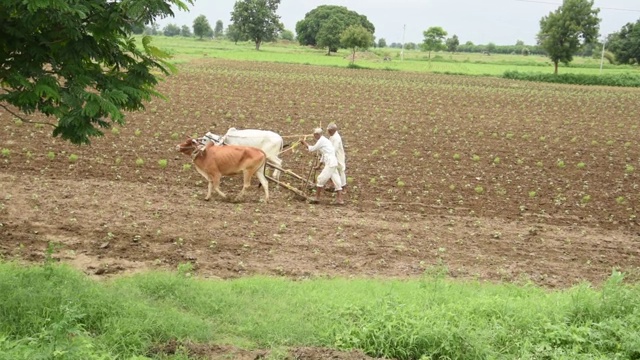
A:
[176,138,269,202]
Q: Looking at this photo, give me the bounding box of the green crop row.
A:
[503,70,640,87]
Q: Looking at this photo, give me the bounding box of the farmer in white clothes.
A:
[301,127,345,205]
[327,122,346,192]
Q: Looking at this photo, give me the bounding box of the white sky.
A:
[158,0,640,45]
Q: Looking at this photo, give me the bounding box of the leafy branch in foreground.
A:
[0,0,193,144]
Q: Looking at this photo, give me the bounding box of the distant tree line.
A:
[456,43,546,56]
[137,0,638,71]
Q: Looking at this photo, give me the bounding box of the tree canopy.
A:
[214,20,224,38]
[340,25,374,64]
[181,25,192,37]
[280,29,295,41]
[163,23,181,37]
[486,42,497,55]
[193,15,213,39]
[230,0,284,50]
[446,35,460,53]
[0,0,191,144]
[537,0,600,74]
[421,26,448,59]
[296,5,374,53]
[316,17,346,55]
[607,20,640,65]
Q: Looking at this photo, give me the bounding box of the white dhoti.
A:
[317,164,342,191]
[337,162,346,187]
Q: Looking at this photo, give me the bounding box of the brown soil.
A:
[151,339,382,359]
[1,59,640,358]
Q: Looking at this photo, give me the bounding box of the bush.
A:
[330,297,490,359]
[503,71,640,87]
[346,63,369,70]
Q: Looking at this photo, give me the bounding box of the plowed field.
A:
[2,59,639,288]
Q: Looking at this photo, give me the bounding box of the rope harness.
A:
[177,140,205,160]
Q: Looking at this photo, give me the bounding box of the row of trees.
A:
[138,1,287,50]
[151,0,636,69]
[415,0,638,73]
[145,0,637,68]
[184,4,378,58]
[139,18,223,39]
[185,0,635,70]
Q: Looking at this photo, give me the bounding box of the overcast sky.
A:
[158,0,640,45]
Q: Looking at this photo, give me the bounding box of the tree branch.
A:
[0,103,56,128]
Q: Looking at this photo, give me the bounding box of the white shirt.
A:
[329,132,345,167]
[308,136,338,167]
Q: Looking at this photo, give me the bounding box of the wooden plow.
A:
[261,136,320,201]
[265,160,318,201]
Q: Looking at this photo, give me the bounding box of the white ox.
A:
[203,128,284,179]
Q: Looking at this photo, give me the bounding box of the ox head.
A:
[175,137,202,155]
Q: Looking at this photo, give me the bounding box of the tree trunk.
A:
[352,49,356,64]
[554,61,558,74]
[255,40,261,51]
[326,47,331,56]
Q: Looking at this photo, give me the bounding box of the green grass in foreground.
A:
[1,261,640,359]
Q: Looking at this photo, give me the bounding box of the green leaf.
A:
[1,0,192,144]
